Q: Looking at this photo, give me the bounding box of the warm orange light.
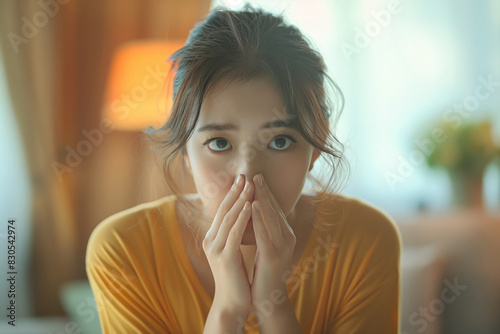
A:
[102,40,184,131]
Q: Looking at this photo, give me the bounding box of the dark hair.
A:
[146,3,350,241]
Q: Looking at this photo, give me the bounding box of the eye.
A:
[204,137,232,152]
[269,135,296,151]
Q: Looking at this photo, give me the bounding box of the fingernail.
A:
[255,201,260,211]
[244,181,250,192]
[236,174,243,185]
[258,174,263,186]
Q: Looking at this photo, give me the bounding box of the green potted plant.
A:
[423,119,499,208]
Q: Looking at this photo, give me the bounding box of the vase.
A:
[448,171,484,209]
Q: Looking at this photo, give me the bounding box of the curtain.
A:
[0,0,210,316]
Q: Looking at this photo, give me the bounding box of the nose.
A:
[238,166,261,187]
[232,147,262,188]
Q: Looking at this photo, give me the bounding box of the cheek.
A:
[265,155,310,214]
[189,153,232,219]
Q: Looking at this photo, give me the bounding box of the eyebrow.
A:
[195,118,298,133]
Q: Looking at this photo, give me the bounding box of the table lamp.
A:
[102,40,184,131]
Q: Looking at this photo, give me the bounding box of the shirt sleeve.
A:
[85,216,176,333]
[328,206,402,333]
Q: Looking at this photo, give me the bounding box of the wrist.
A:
[253,298,302,334]
[204,301,250,334]
[251,283,289,308]
[212,298,250,318]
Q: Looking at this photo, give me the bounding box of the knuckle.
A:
[221,215,232,226]
[220,201,231,211]
[217,205,229,217]
[220,198,233,211]
[236,208,245,219]
[202,237,211,251]
[228,227,239,238]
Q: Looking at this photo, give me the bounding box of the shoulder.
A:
[85,194,178,266]
[342,195,400,240]
[313,192,402,256]
[321,195,401,331]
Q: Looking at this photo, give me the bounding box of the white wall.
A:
[0,43,34,318]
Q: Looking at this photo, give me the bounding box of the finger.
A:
[205,174,244,242]
[212,180,254,251]
[225,201,252,253]
[252,201,274,254]
[253,174,284,244]
[261,177,296,244]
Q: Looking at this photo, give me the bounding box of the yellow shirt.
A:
[86,192,401,333]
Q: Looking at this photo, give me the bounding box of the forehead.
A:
[199,76,288,121]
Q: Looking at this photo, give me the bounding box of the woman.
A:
[86,4,401,333]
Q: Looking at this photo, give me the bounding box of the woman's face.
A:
[184,76,319,245]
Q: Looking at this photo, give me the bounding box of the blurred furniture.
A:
[60,280,102,334]
[396,209,500,334]
[400,245,447,334]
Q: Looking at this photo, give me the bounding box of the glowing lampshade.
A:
[102,40,184,131]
